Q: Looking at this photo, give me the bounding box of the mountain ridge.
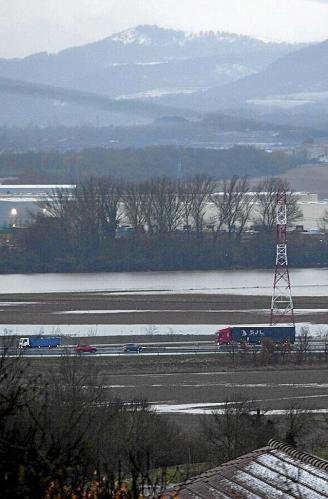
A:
[0,25,310,127]
[152,37,328,112]
[0,25,300,91]
[8,25,297,60]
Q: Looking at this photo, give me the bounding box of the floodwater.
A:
[95,369,328,412]
[0,268,327,295]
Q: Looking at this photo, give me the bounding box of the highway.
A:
[3,338,328,357]
[15,344,220,357]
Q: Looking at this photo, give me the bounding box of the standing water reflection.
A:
[0,268,326,295]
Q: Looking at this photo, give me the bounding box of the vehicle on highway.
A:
[75,343,97,353]
[215,326,295,348]
[19,336,61,348]
[123,343,143,353]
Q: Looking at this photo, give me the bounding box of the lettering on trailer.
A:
[241,329,265,337]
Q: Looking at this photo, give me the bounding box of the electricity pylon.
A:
[270,191,295,326]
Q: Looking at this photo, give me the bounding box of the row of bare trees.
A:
[39,175,302,240]
[122,175,302,235]
[122,175,217,234]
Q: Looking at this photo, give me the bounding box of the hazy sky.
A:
[1,0,328,58]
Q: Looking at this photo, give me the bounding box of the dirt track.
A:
[0,292,327,324]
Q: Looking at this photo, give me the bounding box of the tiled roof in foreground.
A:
[164,440,328,498]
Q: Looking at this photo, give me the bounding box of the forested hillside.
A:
[0,146,294,183]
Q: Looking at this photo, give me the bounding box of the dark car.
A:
[76,344,97,353]
[123,343,142,353]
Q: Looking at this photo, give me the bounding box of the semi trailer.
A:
[215,326,295,347]
[19,337,61,348]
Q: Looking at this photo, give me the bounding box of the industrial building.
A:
[0,185,326,233]
[0,185,75,229]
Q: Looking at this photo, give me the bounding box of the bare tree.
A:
[203,396,277,463]
[96,177,122,238]
[0,338,30,425]
[212,176,255,238]
[38,187,74,221]
[236,188,257,237]
[188,175,215,233]
[179,179,195,230]
[38,179,100,259]
[150,178,184,233]
[37,186,78,251]
[284,406,313,448]
[122,181,148,230]
[296,326,311,364]
[74,178,103,254]
[137,180,156,234]
[319,208,328,232]
[37,178,123,260]
[0,345,194,499]
[254,177,302,230]
[260,337,277,365]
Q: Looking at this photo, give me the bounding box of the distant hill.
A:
[0,25,302,127]
[155,39,328,112]
[0,26,297,94]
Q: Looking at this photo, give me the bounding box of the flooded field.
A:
[94,367,328,413]
[0,292,327,327]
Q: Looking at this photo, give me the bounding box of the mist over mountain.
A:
[154,38,328,118]
[0,74,196,128]
[0,25,302,127]
[2,25,327,134]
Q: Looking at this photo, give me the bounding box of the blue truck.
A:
[19,337,61,348]
[216,326,296,346]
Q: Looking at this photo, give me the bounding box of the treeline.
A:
[1,175,327,273]
[0,118,300,152]
[6,231,327,273]
[0,344,324,497]
[0,145,294,183]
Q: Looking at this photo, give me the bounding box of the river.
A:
[0,268,326,295]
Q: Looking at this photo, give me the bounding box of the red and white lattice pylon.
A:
[270,191,295,326]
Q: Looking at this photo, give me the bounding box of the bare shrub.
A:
[203,395,277,463]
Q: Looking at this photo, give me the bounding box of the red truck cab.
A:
[215,327,232,345]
